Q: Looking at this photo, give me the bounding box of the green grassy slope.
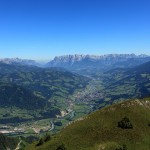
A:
[28,97,150,150]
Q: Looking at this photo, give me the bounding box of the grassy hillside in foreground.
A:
[28,97,150,150]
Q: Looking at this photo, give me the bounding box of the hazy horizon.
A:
[0,53,150,62]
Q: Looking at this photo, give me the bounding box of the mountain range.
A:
[46,54,150,75]
[0,54,150,149]
[0,54,150,123]
[1,54,150,75]
[0,58,39,66]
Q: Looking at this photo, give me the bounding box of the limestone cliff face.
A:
[46,54,150,72]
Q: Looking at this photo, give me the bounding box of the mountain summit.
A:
[0,58,39,66]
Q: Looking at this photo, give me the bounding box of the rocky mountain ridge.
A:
[1,54,150,69]
[0,57,39,66]
[50,54,148,63]
[46,54,150,74]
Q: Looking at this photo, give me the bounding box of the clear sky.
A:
[0,0,150,60]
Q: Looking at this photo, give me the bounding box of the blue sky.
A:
[0,0,150,60]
